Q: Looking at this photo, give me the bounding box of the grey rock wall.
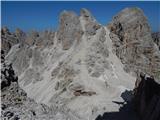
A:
[108,7,160,82]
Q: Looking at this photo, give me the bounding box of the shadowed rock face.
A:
[152,32,160,50]
[108,7,160,82]
[134,73,160,120]
[1,50,18,90]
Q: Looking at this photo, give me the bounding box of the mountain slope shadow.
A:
[95,90,140,120]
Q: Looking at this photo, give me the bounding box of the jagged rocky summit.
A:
[108,7,160,82]
[1,7,160,120]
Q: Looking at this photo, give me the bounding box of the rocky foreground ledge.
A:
[134,73,160,120]
[1,7,160,120]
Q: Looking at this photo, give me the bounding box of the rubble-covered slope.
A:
[1,53,78,120]
[4,8,137,119]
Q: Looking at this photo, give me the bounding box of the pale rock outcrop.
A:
[81,8,101,36]
[25,31,39,46]
[80,8,94,21]
[24,30,55,47]
[15,28,26,45]
[85,27,109,78]
[57,11,83,50]
[35,30,55,48]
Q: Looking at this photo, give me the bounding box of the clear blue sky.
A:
[2,1,160,32]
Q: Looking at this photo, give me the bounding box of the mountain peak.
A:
[57,10,83,50]
[80,8,96,22]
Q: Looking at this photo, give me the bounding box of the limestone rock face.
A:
[81,8,101,36]
[80,8,93,20]
[35,30,55,47]
[85,28,109,78]
[15,28,26,44]
[108,7,160,81]
[25,31,39,46]
[57,11,83,50]
[24,30,55,47]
